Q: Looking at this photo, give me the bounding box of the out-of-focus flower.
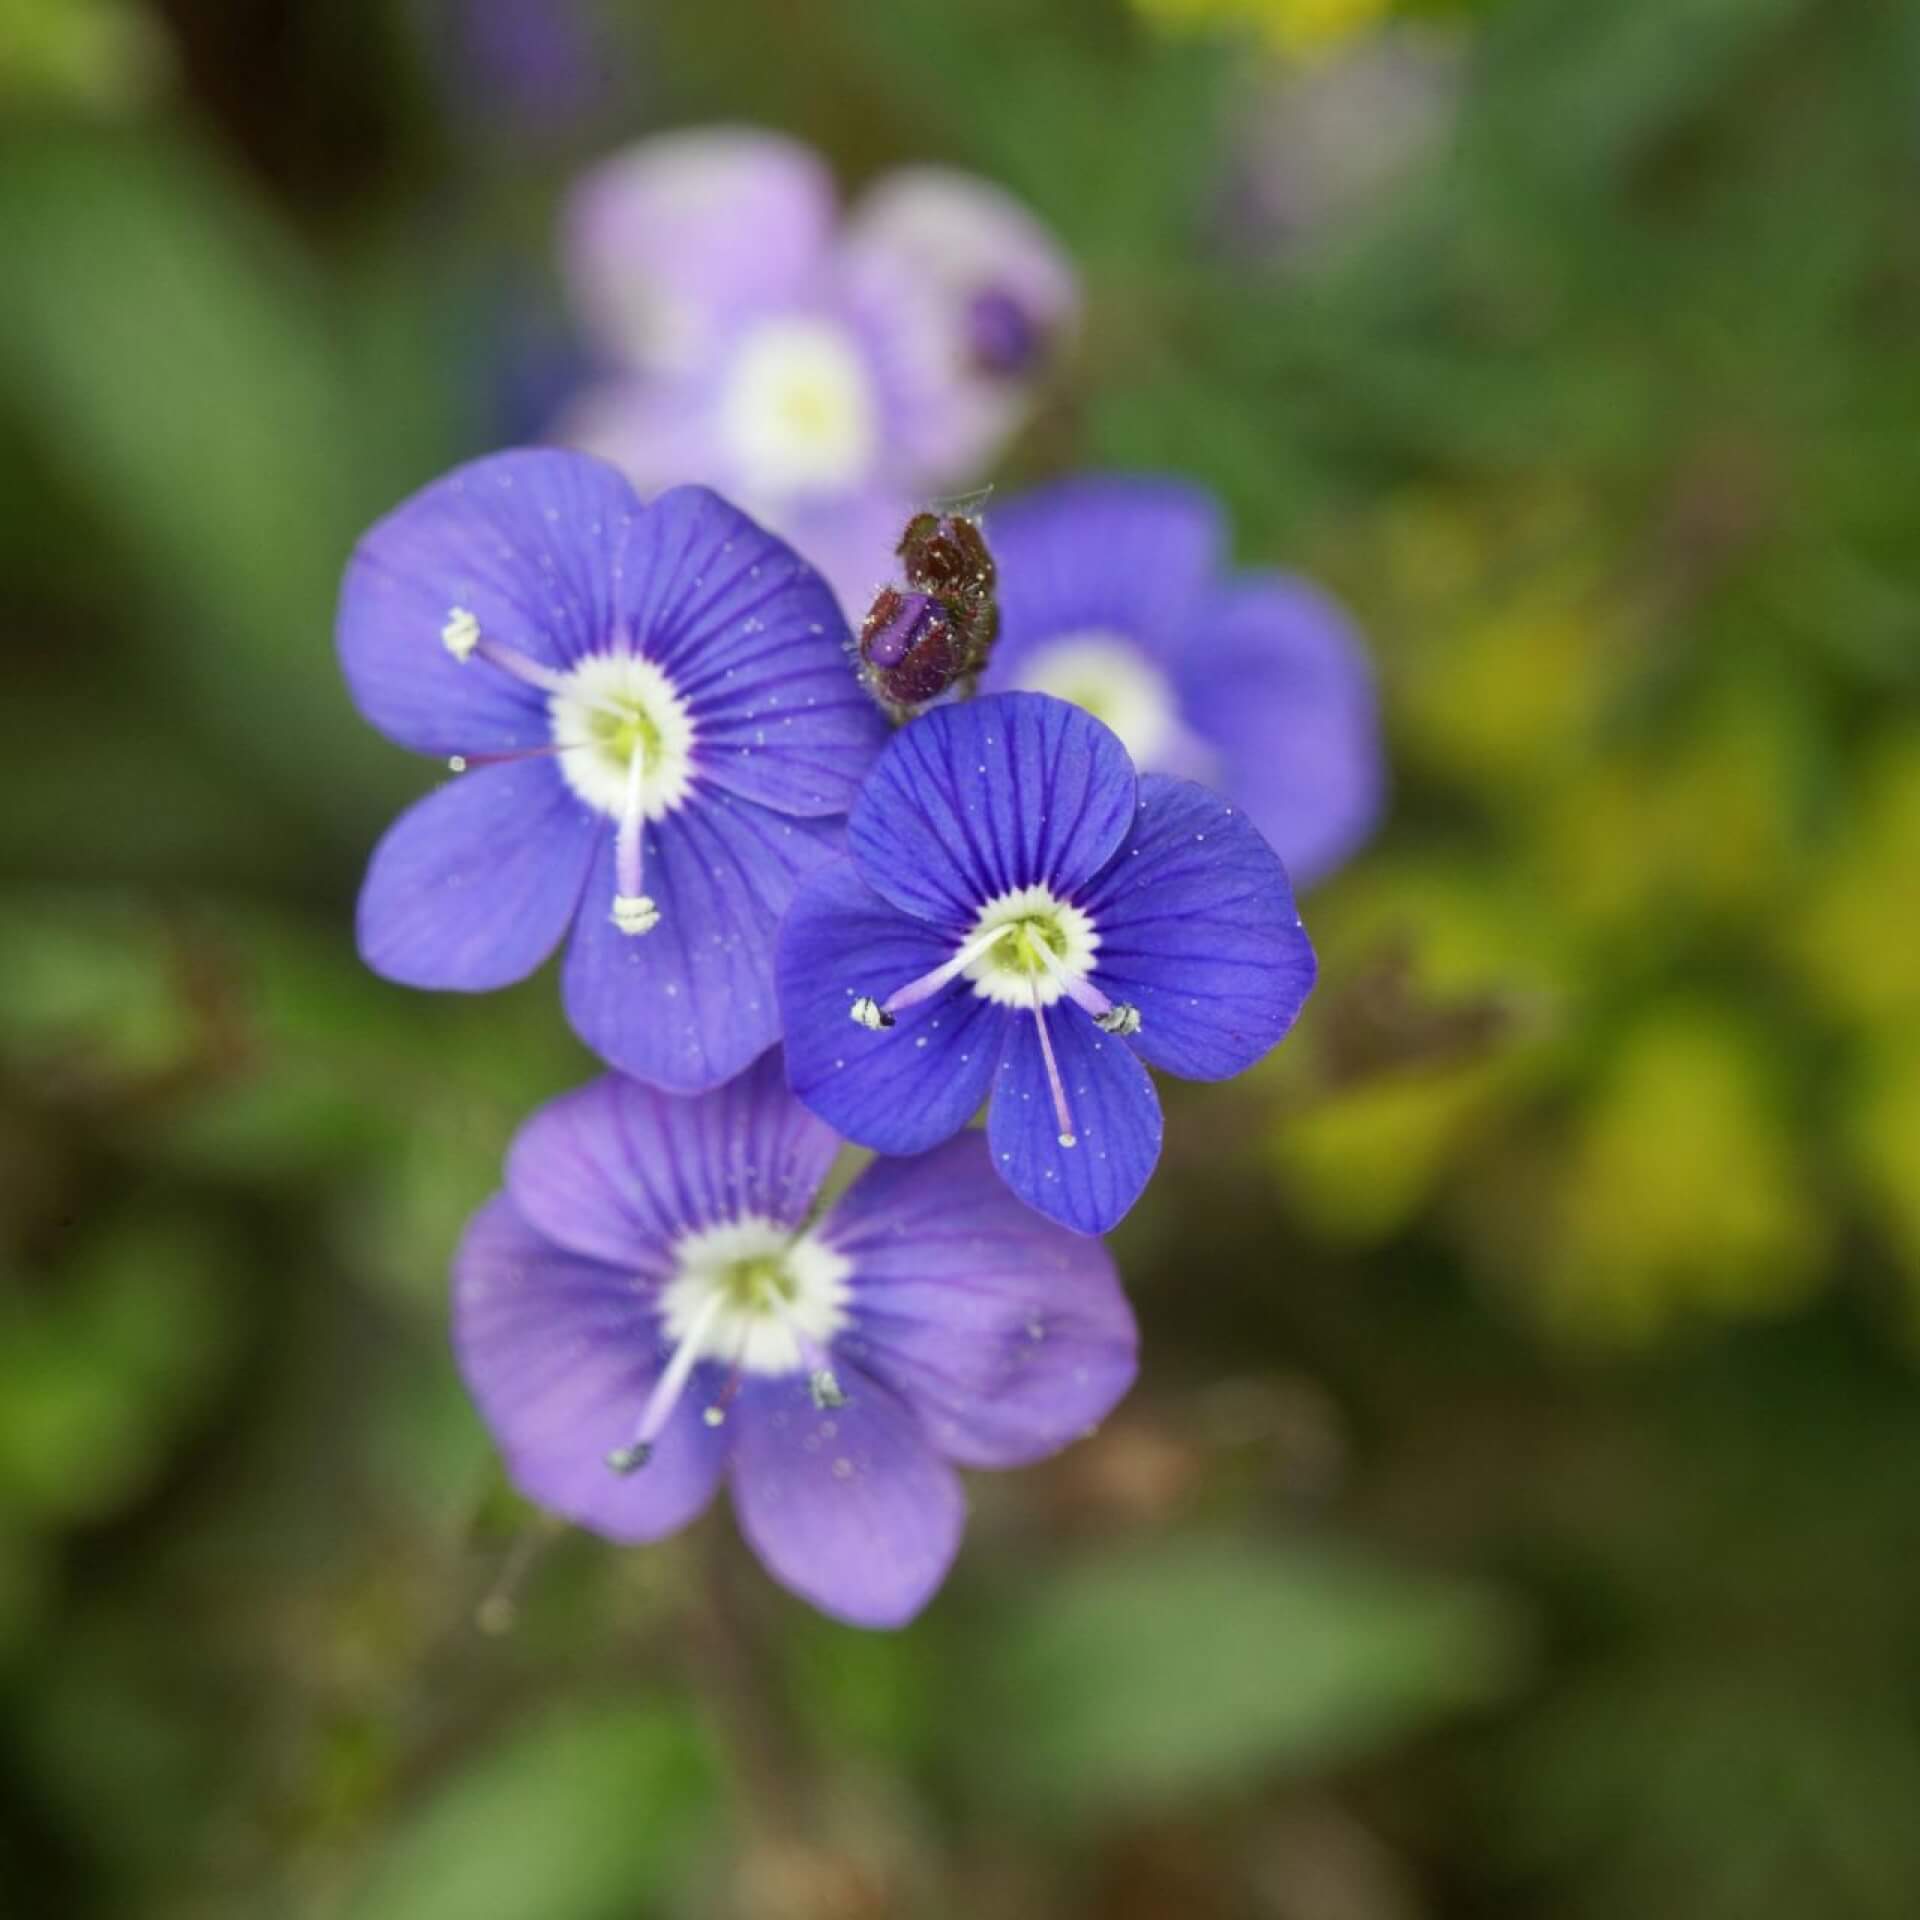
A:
[557,128,1078,616]
[454,1053,1137,1628]
[335,449,886,1093]
[777,694,1316,1235]
[980,476,1384,888]
[1133,0,1395,61]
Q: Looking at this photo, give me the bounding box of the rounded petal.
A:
[825,1135,1137,1468]
[848,692,1138,928]
[452,1195,729,1545]
[1176,574,1385,887]
[563,127,837,372]
[558,376,724,500]
[774,486,920,627]
[355,763,598,990]
[841,168,1080,483]
[727,1367,965,1628]
[981,476,1227,679]
[613,487,885,815]
[504,1054,840,1271]
[337,449,645,754]
[1080,775,1316,1082]
[777,859,1007,1155]
[986,1009,1163,1235]
[561,796,841,1093]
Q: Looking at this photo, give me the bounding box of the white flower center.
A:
[658,1216,851,1376]
[962,883,1100,1011]
[547,651,697,819]
[1012,631,1186,770]
[718,317,879,499]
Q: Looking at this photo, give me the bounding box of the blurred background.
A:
[5,0,1920,1914]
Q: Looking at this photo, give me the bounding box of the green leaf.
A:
[969,1536,1524,1816]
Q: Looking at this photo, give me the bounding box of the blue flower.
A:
[454,1052,1137,1629]
[337,448,887,1093]
[979,476,1385,887]
[776,693,1318,1235]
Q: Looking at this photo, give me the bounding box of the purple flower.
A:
[775,693,1317,1236]
[978,476,1385,888]
[454,1052,1137,1628]
[558,128,1078,616]
[337,448,887,1093]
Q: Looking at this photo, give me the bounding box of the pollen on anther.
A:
[1058,1132,1078,1149]
[612,893,661,936]
[1096,1002,1143,1037]
[849,995,894,1031]
[606,1442,651,1474]
[441,606,481,661]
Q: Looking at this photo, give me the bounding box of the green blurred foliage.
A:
[3,0,1920,1914]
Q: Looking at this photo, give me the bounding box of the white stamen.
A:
[611,739,658,936]
[879,921,1017,1016]
[441,606,481,661]
[612,894,660,935]
[606,1289,726,1474]
[1096,1002,1143,1037]
[849,995,894,1030]
[1029,980,1078,1149]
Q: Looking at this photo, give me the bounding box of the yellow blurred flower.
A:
[1134,0,1394,59]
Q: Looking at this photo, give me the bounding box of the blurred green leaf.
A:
[345,1704,718,1920]
[970,1537,1524,1816]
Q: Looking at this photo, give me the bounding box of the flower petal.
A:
[777,859,1007,1155]
[452,1195,730,1545]
[337,449,643,755]
[1080,775,1317,1082]
[355,762,598,989]
[619,486,886,817]
[727,1366,964,1628]
[841,168,1080,486]
[505,1054,840,1272]
[825,1135,1137,1468]
[848,692,1138,928]
[1175,574,1385,887]
[562,795,840,1093]
[986,1008,1163,1235]
[563,127,837,373]
[981,476,1226,679]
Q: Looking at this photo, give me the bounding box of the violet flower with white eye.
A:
[337,448,886,1093]
[455,1052,1137,1629]
[776,693,1318,1236]
[557,127,1078,616]
[980,476,1384,888]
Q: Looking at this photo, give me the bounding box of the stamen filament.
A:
[607,1290,724,1473]
[769,1299,848,1409]
[440,606,573,698]
[880,921,1017,1016]
[1029,932,1114,1019]
[1029,980,1078,1149]
[611,743,659,936]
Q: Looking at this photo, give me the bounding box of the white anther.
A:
[849,995,894,1030]
[1096,1003,1143,1037]
[611,893,660,936]
[809,1368,848,1410]
[441,606,481,662]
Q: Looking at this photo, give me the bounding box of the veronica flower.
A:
[776,693,1317,1235]
[337,448,886,1092]
[558,127,1078,615]
[455,1052,1137,1627]
[979,476,1384,888]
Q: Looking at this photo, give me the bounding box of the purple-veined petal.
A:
[824,1134,1137,1468]
[558,375,724,501]
[504,1054,839,1273]
[727,1365,964,1628]
[986,1007,1163,1236]
[848,693,1138,927]
[777,859,1007,1155]
[1175,574,1385,888]
[562,795,840,1093]
[981,476,1226,680]
[337,449,643,755]
[563,127,837,373]
[1080,774,1316,1082]
[621,486,885,815]
[452,1195,730,1545]
[773,486,920,626]
[355,762,598,989]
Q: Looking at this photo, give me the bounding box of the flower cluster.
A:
[556,127,1078,616]
[335,139,1381,1626]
